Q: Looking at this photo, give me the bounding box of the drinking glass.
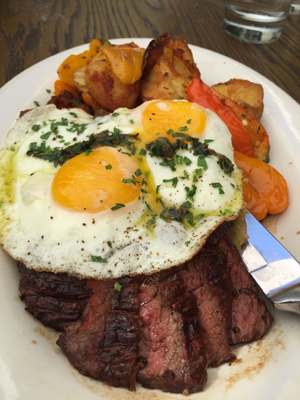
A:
[223,0,293,44]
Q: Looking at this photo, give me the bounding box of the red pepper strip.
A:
[187,78,255,158]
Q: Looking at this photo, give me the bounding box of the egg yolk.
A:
[140,100,207,143]
[51,147,142,213]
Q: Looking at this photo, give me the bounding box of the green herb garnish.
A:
[163,177,178,188]
[183,156,192,166]
[91,255,108,263]
[32,125,41,132]
[178,126,188,132]
[111,203,125,211]
[114,282,122,292]
[40,132,51,140]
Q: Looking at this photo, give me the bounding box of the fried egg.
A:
[0,100,244,279]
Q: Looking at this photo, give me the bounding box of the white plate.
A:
[0,38,300,400]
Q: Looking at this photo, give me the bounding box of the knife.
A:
[241,210,300,315]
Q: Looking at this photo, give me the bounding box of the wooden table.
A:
[1,0,300,104]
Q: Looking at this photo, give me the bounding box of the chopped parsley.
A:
[111,203,126,211]
[186,211,195,227]
[113,127,121,135]
[91,255,108,263]
[40,132,51,140]
[163,177,178,188]
[135,169,143,177]
[183,201,192,209]
[34,101,40,107]
[70,100,80,106]
[159,158,176,171]
[185,185,197,201]
[183,156,192,166]
[219,209,232,216]
[197,155,208,170]
[114,282,122,292]
[211,182,225,194]
[178,126,188,132]
[175,155,183,164]
[146,203,153,213]
[105,164,112,170]
[26,130,138,167]
[160,207,168,219]
[122,178,133,184]
[32,124,41,132]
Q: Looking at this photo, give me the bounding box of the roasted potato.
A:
[85,42,143,112]
[211,79,264,120]
[73,66,89,92]
[141,33,200,101]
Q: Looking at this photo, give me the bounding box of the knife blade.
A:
[241,210,300,315]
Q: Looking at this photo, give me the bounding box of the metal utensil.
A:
[241,210,300,315]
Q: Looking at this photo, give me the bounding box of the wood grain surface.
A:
[0,0,300,103]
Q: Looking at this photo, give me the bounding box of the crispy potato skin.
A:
[85,43,141,112]
[141,33,200,101]
[211,79,264,120]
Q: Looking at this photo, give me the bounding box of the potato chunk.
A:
[141,33,200,101]
[211,79,264,120]
[85,43,142,111]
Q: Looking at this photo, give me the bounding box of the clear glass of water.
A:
[223,0,293,44]
[290,1,300,14]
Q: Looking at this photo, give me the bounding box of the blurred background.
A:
[0,0,299,103]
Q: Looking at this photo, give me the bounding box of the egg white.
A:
[0,102,244,279]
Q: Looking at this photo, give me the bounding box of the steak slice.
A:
[210,224,274,344]
[181,248,235,367]
[18,262,89,331]
[137,267,207,395]
[57,276,144,391]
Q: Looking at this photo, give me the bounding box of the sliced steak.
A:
[18,262,89,331]
[57,276,144,391]
[212,224,274,344]
[137,268,207,394]
[181,248,235,367]
[17,222,274,394]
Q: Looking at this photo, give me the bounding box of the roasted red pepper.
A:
[188,78,256,158]
[234,151,289,220]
